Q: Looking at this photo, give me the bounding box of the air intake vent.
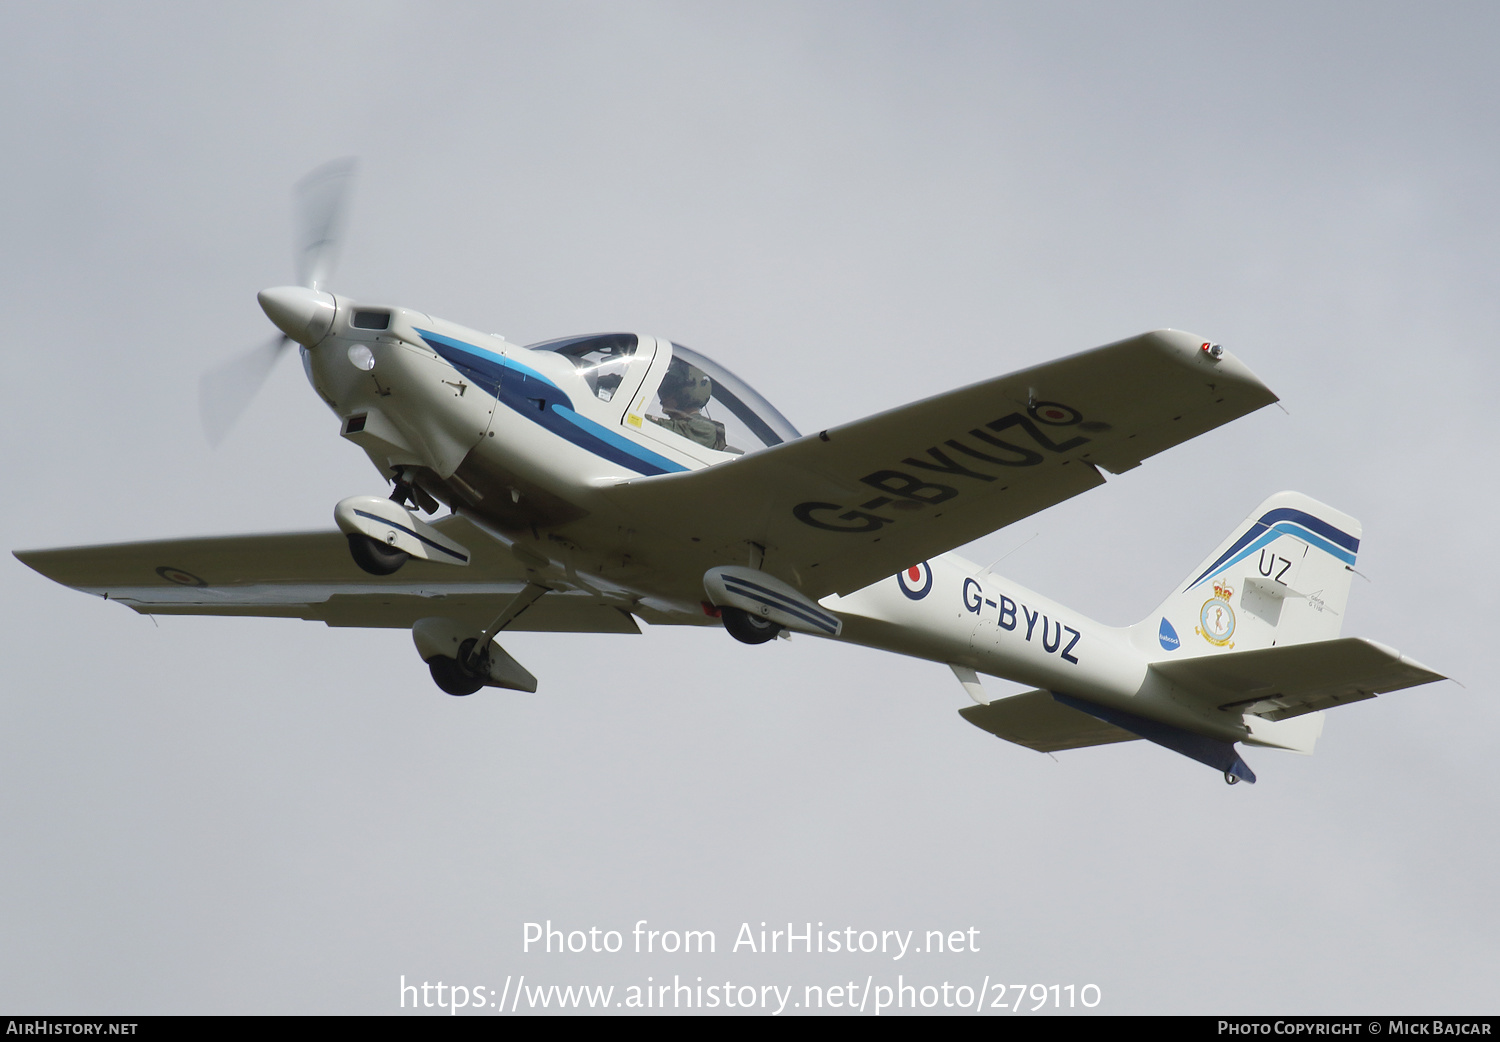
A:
[351,310,390,330]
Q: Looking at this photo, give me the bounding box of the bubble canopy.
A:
[529,334,801,455]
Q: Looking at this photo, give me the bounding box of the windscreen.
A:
[531,333,639,403]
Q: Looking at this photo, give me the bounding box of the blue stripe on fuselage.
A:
[415,329,687,476]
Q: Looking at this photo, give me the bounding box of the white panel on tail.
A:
[1140,492,1361,659]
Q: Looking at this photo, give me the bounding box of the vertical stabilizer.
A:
[1142,492,1361,657]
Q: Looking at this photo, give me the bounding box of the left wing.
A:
[15,516,643,633]
[601,329,1276,598]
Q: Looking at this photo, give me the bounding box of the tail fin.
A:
[1143,492,1361,657]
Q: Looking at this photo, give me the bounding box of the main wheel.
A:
[721,605,782,645]
[428,655,484,696]
[347,533,408,575]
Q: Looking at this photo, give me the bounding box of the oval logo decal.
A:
[1158,617,1180,651]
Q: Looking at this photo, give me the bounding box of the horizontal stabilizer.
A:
[1151,638,1446,722]
[959,689,1138,752]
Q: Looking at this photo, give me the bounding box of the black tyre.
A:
[347,533,408,576]
[428,656,484,696]
[721,605,782,645]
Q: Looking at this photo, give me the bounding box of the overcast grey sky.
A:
[2,1,1495,1014]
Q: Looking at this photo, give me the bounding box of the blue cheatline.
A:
[416,329,687,477]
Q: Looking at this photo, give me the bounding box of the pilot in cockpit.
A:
[649,358,728,451]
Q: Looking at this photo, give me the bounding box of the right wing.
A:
[601,329,1277,599]
[14,516,644,633]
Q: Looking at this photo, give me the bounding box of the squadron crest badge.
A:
[1196,580,1236,647]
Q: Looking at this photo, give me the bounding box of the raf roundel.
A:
[1028,400,1081,426]
[155,566,207,588]
[897,561,933,600]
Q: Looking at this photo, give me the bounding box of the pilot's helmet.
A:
[659,359,713,412]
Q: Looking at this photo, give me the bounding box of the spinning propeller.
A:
[198,158,357,445]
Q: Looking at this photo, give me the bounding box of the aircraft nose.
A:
[258,285,337,346]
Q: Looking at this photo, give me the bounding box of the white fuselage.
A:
[298,296,1248,745]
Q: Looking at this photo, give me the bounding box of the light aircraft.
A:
[15,161,1445,785]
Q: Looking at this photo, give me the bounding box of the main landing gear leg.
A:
[425,583,551,694]
[416,612,541,696]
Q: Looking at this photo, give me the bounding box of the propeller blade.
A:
[294,156,357,291]
[198,335,293,446]
[202,159,357,447]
